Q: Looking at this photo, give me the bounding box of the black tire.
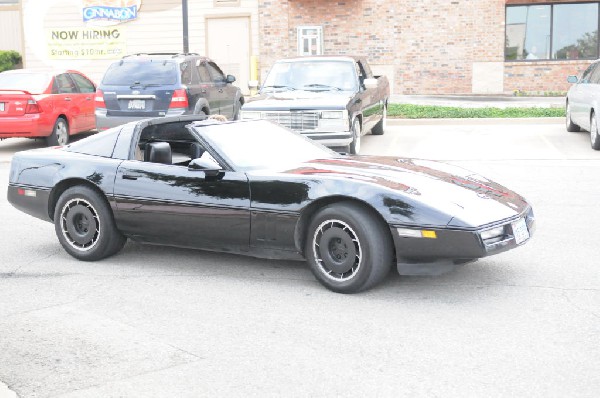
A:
[348,118,361,155]
[54,186,126,261]
[46,117,69,146]
[371,104,386,135]
[305,201,393,293]
[233,100,242,120]
[591,112,600,150]
[566,101,580,132]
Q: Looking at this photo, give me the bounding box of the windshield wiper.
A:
[262,85,296,91]
[303,84,342,91]
[129,83,162,89]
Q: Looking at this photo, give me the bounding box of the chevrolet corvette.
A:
[7,115,535,293]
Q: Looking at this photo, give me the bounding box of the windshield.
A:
[102,61,178,85]
[262,60,358,92]
[0,72,51,94]
[197,120,339,170]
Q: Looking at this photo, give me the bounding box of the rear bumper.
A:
[0,114,52,137]
[7,184,53,222]
[95,108,187,131]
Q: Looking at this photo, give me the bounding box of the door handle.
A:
[201,89,207,93]
[122,174,139,180]
[64,97,72,101]
[218,89,223,93]
[85,97,92,101]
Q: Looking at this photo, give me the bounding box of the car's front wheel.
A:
[47,117,69,146]
[305,202,393,293]
[591,112,600,150]
[566,102,580,132]
[54,186,126,261]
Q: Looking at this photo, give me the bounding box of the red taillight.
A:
[169,89,188,109]
[25,99,41,114]
[95,89,106,108]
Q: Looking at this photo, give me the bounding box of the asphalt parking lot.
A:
[1,118,599,397]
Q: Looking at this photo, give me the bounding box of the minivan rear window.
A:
[102,61,178,85]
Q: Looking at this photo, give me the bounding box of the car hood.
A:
[243,90,353,110]
[279,156,530,228]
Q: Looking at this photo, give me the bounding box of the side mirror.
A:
[188,157,223,178]
[226,75,236,84]
[567,75,579,84]
[363,78,378,89]
[248,80,259,90]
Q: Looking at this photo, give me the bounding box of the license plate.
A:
[512,217,530,245]
[0,102,4,112]
[128,99,145,110]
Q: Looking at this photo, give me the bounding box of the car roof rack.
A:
[122,53,201,59]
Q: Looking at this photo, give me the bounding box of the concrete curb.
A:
[387,117,564,126]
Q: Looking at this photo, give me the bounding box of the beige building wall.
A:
[20,0,259,87]
[0,4,23,53]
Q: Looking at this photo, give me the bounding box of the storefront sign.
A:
[46,27,127,59]
[82,0,142,26]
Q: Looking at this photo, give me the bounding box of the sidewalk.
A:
[390,94,565,109]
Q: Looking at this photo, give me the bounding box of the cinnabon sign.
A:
[82,0,142,26]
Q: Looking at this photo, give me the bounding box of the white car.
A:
[565,59,600,150]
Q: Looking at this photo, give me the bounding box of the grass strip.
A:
[388,104,565,119]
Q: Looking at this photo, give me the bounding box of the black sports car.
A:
[7,115,535,293]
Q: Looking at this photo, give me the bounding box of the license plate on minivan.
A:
[128,100,145,110]
[512,217,530,245]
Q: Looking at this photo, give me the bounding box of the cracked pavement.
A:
[0,119,599,397]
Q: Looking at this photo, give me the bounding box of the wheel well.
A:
[47,178,106,221]
[57,114,68,126]
[295,196,394,258]
[239,96,245,105]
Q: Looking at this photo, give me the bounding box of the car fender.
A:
[193,98,210,115]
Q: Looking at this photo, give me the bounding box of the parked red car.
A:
[0,69,96,145]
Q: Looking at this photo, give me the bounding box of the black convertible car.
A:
[7,116,535,293]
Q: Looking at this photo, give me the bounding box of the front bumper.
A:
[391,207,535,276]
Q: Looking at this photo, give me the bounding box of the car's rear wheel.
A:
[54,186,126,261]
[305,202,393,293]
[591,112,600,150]
[348,118,361,155]
[566,102,580,132]
[233,100,242,120]
[371,104,386,135]
[47,117,69,146]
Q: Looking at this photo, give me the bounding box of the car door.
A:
[53,73,82,131]
[570,63,597,128]
[69,72,96,131]
[206,61,234,118]
[113,154,251,252]
[354,60,381,132]
[195,61,220,115]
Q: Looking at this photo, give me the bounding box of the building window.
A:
[505,2,599,61]
[297,26,323,56]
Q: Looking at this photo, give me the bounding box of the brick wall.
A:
[257,0,596,95]
[505,60,592,94]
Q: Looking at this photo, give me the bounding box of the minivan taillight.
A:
[95,89,106,108]
[169,89,188,109]
[25,99,41,114]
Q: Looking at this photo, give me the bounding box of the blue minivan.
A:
[95,53,244,131]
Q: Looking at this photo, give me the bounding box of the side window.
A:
[358,60,373,79]
[54,74,78,94]
[196,62,212,83]
[180,61,193,85]
[580,64,597,84]
[70,73,95,93]
[206,62,225,82]
[589,64,600,84]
